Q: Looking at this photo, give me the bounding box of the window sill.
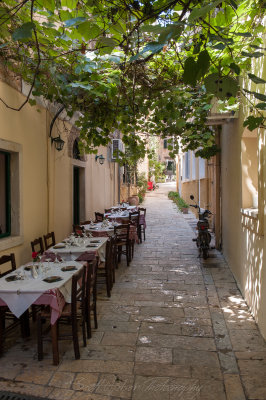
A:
[0,235,24,252]
[241,208,258,219]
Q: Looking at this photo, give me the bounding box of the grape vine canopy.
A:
[0,0,265,161]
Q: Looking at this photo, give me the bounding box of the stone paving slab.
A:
[0,182,265,399]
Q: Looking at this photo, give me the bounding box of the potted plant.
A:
[177,196,189,214]
[168,191,189,214]
[136,173,148,204]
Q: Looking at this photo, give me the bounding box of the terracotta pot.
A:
[181,207,188,214]
[128,195,139,206]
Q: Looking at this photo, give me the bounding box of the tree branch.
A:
[0,0,41,111]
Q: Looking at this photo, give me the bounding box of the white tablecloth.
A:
[49,237,108,262]
[0,261,83,319]
[83,223,115,236]
[111,205,137,211]
[104,212,130,219]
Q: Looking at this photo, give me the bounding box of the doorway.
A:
[73,166,80,225]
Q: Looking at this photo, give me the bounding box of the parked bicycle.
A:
[189,195,212,259]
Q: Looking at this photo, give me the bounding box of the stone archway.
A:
[68,127,87,162]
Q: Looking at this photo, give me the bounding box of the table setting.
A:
[104,209,130,221]
[0,260,84,324]
[46,235,108,262]
[82,220,117,236]
[111,204,138,212]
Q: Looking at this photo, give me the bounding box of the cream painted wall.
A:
[0,81,48,266]
[221,119,266,338]
[241,136,258,208]
[220,32,266,338]
[0,80,119,269]
[52,132,119,239]
[221,119,244,281]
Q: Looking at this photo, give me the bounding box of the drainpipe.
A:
[198,157,201,209]
[117,131,121,203]
[215,126,222,250]
[118,164,121,202]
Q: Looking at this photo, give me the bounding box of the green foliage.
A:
[204,74,239,100]
[138,194,144,203]
[243,116,264,131]
[136,172,147,202]
[0,0,265,162]
[168,191,189,210]
[149,156,166,182]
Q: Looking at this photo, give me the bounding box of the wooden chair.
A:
[129,211,140,259]
[86,260,98,339]
[37,265,87,365]
[0,254,30,355]
[138,207,146,243]
[31,237,44,256]
[114,224,131,266]
[43,231,56,250]
[0,253,16,278]
[95,212,104,222]
[30,238,45,320]
[97,237,115,298]
[73,225,84,237]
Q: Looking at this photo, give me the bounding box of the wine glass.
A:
[45,258,52,276]
[54,254,60,265]
[15,269,23,280]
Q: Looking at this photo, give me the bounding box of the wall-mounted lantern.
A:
[49,105,65,152]
[51,135,65,151]
[95,154,105,165]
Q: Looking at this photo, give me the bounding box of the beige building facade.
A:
[0,78,119,269]
[158,138,176,181]
[177,34,266,339]
[219,32,266,338]
[221,115,266,338]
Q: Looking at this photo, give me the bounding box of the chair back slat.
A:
[0,253,16,278]
[129,211,140,226]
[114,223,130,241]
[31,237,44,255]
[71,266,86,319]
[139,207,146,217]
[95,212,104,222]
[43,231,56,250]
[105,239,112,270]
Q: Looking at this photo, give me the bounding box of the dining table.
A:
[83,222,139,243]
[0,259,88,364]
[104,210,130,222]
[111,205,138,211]
[46,236,108,262]
[0,260,84,325]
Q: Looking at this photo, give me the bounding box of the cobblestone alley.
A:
[0,182,266,400]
